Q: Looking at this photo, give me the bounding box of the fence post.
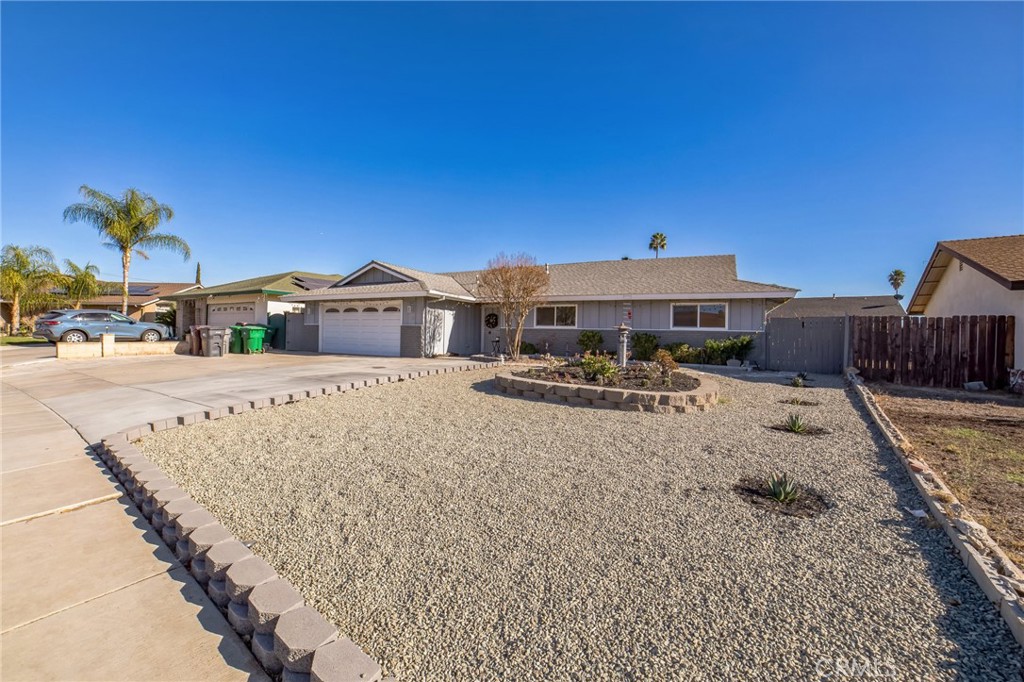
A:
[842,315,851,370]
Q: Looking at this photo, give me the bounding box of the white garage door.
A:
[321,304,402,356]
[208,302,257,326]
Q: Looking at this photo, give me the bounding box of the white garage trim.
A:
[319,301,402,357]
[208,302,257,326]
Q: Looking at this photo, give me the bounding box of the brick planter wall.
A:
[493,371,718,413]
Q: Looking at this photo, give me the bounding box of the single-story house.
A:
[80,282,201,321]
[1,282,198,333]
[768,295,906,319]
[282,255,798,358]
[163,271,340,332]
[907,234,1023,370]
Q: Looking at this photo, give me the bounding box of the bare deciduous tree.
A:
[477,253,549,361]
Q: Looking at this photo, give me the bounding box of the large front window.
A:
[535,305,577,328]
[672,303,727,329]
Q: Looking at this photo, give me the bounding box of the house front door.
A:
[481,306,503,356]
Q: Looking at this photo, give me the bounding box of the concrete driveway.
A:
[1,351,479,680]
[0,342,56,368]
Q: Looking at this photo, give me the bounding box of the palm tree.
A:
[888,269,906,300]
[648,232,667,258]
[62,260,105,309]
[1,244,59,332]
[63,185,190,314]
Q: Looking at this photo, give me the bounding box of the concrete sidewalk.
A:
[1,352,473,680]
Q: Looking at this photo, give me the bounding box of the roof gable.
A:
[908,234,1024,314]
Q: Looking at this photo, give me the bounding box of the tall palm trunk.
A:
[11,294,20,332]
[121,250,131,315]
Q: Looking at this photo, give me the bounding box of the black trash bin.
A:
[200,327,231,357]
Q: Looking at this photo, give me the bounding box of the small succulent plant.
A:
[767,473,800,504]
[784,413,807,434]
[790,376,805,388]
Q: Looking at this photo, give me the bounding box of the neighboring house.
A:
[768,295,906,319]
[282,255,797,358]
[79,282,200,322]
[908,234,1024,370]
[162,271,339,333]
[1,283,196,333]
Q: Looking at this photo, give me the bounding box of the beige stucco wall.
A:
[925,258,1023,369]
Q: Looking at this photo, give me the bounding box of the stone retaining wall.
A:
[493,371,718,413]
[849,371,1024,647]
[97,360,494,681]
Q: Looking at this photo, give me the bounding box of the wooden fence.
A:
[851,315,1015,388]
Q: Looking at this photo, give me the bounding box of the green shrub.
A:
[652,348,678,373]
[670,335,756,365]
[665,342,700,363]
[766,473,799,504]
[630,332,659,361]
[577,330,604,354]
[580,352,619,381]
[519,341,538,355]
[726,335,755,361]
[790,376,805,388]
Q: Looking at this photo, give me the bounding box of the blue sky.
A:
[2,2,1021,296]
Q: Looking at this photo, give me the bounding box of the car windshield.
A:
[110,313,133,323]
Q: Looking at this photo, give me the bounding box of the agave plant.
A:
[784,413,807,434]
[790,376,805,388]
[767,473,800,504]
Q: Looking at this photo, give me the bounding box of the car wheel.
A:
[61,330,87,343]
[141,330,161,343]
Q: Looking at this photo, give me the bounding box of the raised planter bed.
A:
[493,371,718,413]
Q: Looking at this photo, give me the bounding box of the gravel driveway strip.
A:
[140,368,1023,681]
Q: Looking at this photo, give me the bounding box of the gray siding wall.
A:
[285,312,319,352]
[400,325,423,358]
[425,300,481,356]
[344,268,405,286]
[522,299,766,332]
[403,298,424,325]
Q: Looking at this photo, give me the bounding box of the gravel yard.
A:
[141,368,1023,681]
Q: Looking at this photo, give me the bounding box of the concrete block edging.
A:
[492,371,719,414]
[97,360,494,680]
[846,370,1024,647]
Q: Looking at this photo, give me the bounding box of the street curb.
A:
[846,369,1024,648]
[99,360,494,681]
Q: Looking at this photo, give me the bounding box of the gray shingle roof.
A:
[286,255,796,301]
[768,296,906,319]
[445,255,795,298]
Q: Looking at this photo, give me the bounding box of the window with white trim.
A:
[535,305,577,328]
[671,302,727,329]
[304,303,319,325]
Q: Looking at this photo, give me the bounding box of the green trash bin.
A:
[228,326,245,354]
[242,326,267,354]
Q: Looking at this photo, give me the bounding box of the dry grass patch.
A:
[874,385,1024,566]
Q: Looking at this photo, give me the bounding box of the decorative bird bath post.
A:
[617,323,630,367]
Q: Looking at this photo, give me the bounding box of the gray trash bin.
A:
[200,327,231,358]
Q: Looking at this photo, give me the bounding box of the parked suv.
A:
[33,310,171,343]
